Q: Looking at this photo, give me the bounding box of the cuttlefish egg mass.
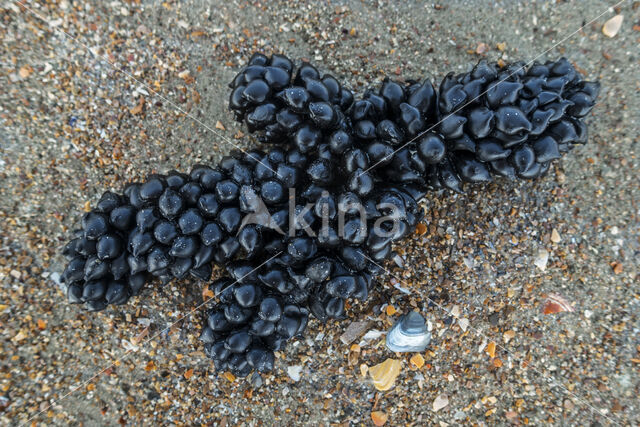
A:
[60,52,599,377]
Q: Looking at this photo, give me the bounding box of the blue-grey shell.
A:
[385,311,431,352]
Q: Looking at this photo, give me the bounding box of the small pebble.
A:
[340,321,370,345]
[432,394,449,412]
[534,248,549,271]
[287,365,303,382]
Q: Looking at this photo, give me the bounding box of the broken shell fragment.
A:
[385,311,431,352]
[368,358,401,391]
[602,15,623,38]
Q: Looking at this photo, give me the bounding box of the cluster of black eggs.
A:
[198,161,425,376]
[230,54,600,193]
[60,148,298,311]
[200,276,308,376]
[369,57,600,192]
[60,137,424,376]
[61,52,599,378]
[61,194,148,312]
[229,52,354,150]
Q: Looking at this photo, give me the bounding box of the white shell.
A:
[385,311,431,352]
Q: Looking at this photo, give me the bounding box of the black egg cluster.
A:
[60,148,294,311]
[228,52,354,150]
[61,52,599,378]
[376,58,600,192]
[60,139,424,376]
[198,173,425,377]
[200,277,307,376]
[231,54,600,194]
[61,193,147,311]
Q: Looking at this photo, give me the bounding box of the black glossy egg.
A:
[325,297,345,318]
[178,209,204,235]
[287,237,317,261]
[63,257,86,283]
[158,188,184,219]
[208,311,231,332]
[82,212,108,240]
[67,283,83,304]
[408,80,437,117]
[276,315,300,338]
[96,235,122,260]
[348,169,374,197]
[110,253,129,280]
[417,133,446,164]
[147,247,172,273]
[82,280,106,301]
[197,193,220,217]
[217,207,242,234]
[225,331,252,353]
[485,81,523,108]
[295,62,320,84]
[153,221,178,245]
[169,236,199,258]
[511,145,536,174]
[307,159,333,184]
[260,180,285,204]
[215,180,239,203]
[308,102,336,129]
[380,79,405,111]
[269,54,293,72]
[476,141,511,162]
[242,79,270,104]
[490,158,517,179]
[234,284,261,308]
[305,258,333,282]
[278,87,310,113]
[532,135,561,162]
[325,275,356,298]
[276,164,298,188]
[95,191,121,213]
[276,109,302,133]
[127,255,148,275]
[305,78,330,102]
[439,113,467,139]
[454,155,492,183]
[258,297,282,322]
[109,205,135,230]
[342,218,367,245]
[105,281,128,305]
[136,208,159,231]
[139,178,165,200]
[224,303,253,324]
[376,120,404,145]
[343,149,369,173]
[83,256,109,281]
[250,319,275,337]
[264,66,290,90]
[494,106,532,135]
[246,103,277,130]
[440,83,467,113]
[293,125,321,152]
[199,169,224,191]
[246,347,275,372]
[237,225,262,257]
